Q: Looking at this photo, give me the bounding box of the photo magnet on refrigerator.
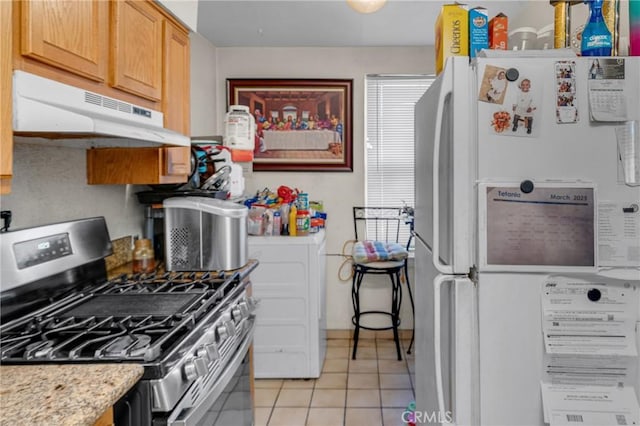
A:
[555,61,579,124]
[479,65,508,105]
[510,77,538,136]
[486,65,544,138]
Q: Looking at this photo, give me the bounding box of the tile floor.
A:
[254,338,415,426]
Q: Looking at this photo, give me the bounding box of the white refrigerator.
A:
[414,55,640,426]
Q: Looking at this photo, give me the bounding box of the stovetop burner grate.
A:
[61,293,203,318]
[102,270,237,295]
[0,269,244,363]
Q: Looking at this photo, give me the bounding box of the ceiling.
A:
[196,1,533,48]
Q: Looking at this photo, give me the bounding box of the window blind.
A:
[365,75,434,211]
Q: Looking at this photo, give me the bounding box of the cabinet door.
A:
[111,0,162,101]
[20,0,108,82]
[1,0,12,194]
[162,21,190,135]
[92,407,113,426]
[86,147,189,185]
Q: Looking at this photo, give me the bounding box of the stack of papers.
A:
[540,276,640,425]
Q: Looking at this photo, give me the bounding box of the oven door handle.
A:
[169,317,255,426]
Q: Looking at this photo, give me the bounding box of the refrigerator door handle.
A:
[434,273,452,420]
[432,67,454,275]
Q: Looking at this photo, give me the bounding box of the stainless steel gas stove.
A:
[0,218,257,426]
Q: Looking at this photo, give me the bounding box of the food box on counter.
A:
[435,3,469,75]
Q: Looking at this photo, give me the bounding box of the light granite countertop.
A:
[0,363,143,426]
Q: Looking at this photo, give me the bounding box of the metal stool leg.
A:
[404,260,415,354]
[351,268,364,360]
[352,264,405,361]
[390,270,403,361]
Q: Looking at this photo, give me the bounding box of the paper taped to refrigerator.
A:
[541,277,638,356]
[588,58,630,122]
[539,276,640,425]
[540,383,640,426]
[598,201,640,267]
[616,121,640,186]
[480,183,595,269]
[543,353,638,388]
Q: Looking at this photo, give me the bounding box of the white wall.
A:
[157,0,198,32]
[190,32,218,136]
[0,140,146,239]
[215,46,433,329]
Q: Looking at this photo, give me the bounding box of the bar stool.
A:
[351,206,414,360]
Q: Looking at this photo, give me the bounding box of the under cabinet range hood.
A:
[12,71,190,147]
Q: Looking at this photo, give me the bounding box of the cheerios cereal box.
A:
[435,3,469,75]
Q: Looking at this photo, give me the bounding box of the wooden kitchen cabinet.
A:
[86,14,191,186]
[162,20,190,135]
[14,0,168,107]
[8,0,192,188]
[1,0,12,194]
[13,0,189,130]
[87,146,190,185]
[110,0,163,102]
[20,0,108,82]
[93,407,113,426]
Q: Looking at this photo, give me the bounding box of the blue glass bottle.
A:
[581,0,612,56]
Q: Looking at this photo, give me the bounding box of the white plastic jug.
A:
[224,105,256,150]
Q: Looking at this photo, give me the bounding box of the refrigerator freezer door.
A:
[415,236,477,425]
[415,56,474,275]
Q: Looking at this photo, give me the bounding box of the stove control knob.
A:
[216,324,230,341]
[238,302,250,317]
[232,307,243,323]
[224,320,237,336]
[184,356,208,381]
[204,342,220,361]
[196,347,210,362]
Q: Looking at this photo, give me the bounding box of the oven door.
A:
[167,317,255,426]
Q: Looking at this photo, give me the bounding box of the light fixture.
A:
[346,0,386,14]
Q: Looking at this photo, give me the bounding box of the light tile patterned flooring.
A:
[254,338,415,426]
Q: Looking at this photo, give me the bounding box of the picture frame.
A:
[227,78,353,172]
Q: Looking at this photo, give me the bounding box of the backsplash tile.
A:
[5,143,145,238]
[105,236,133,271]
